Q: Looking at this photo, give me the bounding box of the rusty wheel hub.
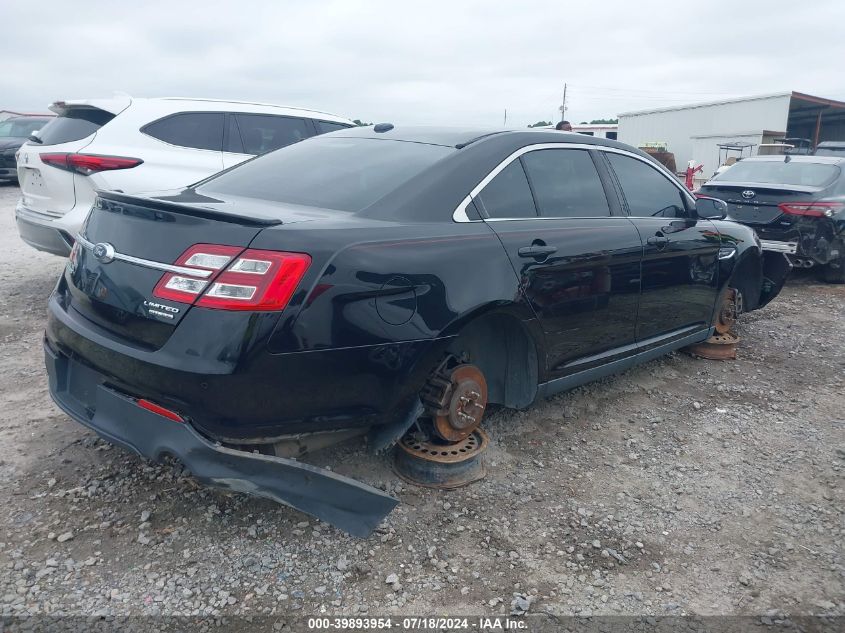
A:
[393,428,489,489]
[422,363,488,442]
[686,332,740,360]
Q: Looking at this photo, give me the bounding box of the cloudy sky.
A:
[3,0,844,127]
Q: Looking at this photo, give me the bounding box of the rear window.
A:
[198,137,454,212]
[814,148,845,157]
[35,108,114,145]
[713,160,840,187]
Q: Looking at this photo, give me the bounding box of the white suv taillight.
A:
[153,244,311,311]
[40,152,143,175]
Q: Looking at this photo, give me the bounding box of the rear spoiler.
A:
[96,191,282,227]
[49,95,132,116]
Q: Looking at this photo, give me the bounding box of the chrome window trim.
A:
[452,143,695,222]
[75,235,215,279]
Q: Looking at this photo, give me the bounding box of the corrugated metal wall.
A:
[618,94,792,179]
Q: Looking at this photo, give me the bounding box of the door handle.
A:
[647,235,669,248]
[518,245,557,259]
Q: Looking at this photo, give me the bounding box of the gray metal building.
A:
[618,91,845,184]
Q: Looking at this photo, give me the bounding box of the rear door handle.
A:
[518,245,557,259]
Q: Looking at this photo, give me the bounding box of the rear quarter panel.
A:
[249,218,536,353]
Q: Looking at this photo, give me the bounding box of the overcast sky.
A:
[3,0,844,127]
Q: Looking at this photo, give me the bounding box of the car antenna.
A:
[373,123,394,133]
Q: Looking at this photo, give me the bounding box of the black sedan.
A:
[697,155,845,282]
[45,126,789,535]
[0,115,52,182]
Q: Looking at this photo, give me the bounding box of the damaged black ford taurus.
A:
[44,126,790,536]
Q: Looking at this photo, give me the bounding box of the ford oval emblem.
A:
[92,242,115,264]
[741,190,756,200]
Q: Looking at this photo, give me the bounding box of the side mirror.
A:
[695,196,728,220]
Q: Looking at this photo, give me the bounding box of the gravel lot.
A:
[1,181,843,625]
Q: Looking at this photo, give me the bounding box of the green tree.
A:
[589,118,619,124]
[528,121,552,128]
[352,119,373,127]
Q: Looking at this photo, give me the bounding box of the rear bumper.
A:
[15,201,73,256]
[46,290,449,442]
[44,339,398,537]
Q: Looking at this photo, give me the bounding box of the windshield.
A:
[713,160,840,187]
[198,136,455,212]
[0,118,50,138]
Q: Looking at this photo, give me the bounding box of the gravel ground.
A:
[0,181,843,625]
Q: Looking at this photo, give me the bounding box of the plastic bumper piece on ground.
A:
[44,341,398,538]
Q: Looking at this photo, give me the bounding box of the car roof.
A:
[736,155,845,165]
[816,141,845,148]
[330,125,632,150]
[149,97,351,124]
[50,96,352,125]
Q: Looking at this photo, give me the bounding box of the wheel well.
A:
[728,253,762,312]
[445,313,538,409]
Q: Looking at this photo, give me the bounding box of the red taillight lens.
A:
[197,249,311,311]
[137,398,184,423]
[40,152,143,175]
[152,244,243,303]
[778,202,843,218]
[152,244,311,311]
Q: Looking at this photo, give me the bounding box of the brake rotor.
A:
[714,288,738,335]
[393,428,489,489]
[431,365,488,442]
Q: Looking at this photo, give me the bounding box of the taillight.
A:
[152,244,242,303]
[152,244,311,311]
[778,201,843,218]
[40,152,143,175]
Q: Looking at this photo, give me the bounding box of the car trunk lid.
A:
[64,192,281,348]
[698,183,824,225]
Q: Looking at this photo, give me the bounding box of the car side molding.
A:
[536,327,712,401]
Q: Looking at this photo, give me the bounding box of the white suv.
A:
[15,96,354,256]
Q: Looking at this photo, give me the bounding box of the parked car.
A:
[814,141,845,157]
[0,115,53,183]
[697,155,845,282]
[15,96,354,257]
[44,127,790,535]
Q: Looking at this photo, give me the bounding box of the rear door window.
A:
[142,112,224,151]
[475,160,537,219]
[234,114,311,155]
[607,153,689,218]
[316,120,352,134]
[521,149,610,217]
[36,109,115,145]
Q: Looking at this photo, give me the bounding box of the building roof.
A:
[618,92,793,117]
[618,91,845,118]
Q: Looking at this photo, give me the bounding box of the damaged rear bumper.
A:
[44,341,398,538]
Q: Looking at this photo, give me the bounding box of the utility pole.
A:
[559,83,567,123]
[503,108,507,126]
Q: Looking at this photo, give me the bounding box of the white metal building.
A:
[571,123,618,139]
[618,91,845,184]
